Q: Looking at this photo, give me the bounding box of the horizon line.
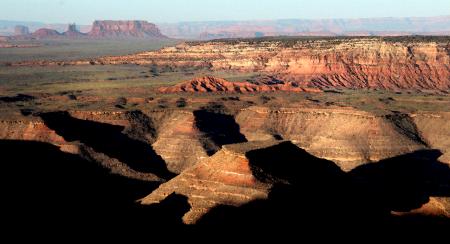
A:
[1,14,450,26]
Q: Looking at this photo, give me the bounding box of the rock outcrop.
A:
[94,37,450,91]
[63,24,86,38]
[31,28,62,39]
[236,107,427,171]
[14,25,29,36]
[0,119,76,153]
[140,140,280,224]
[159,76,322,93]
[411,112,450,164]
[5,21,166,41]
[143,140,450,224]
[152,111,209,174]
[88,20,166,38]
[392,197,450,218]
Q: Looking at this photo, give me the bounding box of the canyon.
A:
[1,32,450,228]
[1,104,449,224]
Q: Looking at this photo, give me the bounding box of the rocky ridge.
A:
[158,76,322,93]
[236,106,430,171]
[91,38,450,91]
[0,107,449,221]
[140,140,279,224]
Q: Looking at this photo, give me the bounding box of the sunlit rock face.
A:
[95,38,450,91]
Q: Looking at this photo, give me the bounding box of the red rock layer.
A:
[158,76,321,93]
[95,38,450,91]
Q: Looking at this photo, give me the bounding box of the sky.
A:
[1,0,449,24]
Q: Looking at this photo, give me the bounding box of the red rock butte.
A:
[88,20,166,38]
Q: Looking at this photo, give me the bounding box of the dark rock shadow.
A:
[0,94,35,103]
[193,110,247,155]
[197,142,450,229]
[0,140,190,232]
[39,111,174,179]
[349,150,450,212]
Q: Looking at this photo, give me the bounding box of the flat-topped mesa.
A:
[158,76,322,93]
[88,20,167,38]
[96,37,450,91]
[32,28,62,39]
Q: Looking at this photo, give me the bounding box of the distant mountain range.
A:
[157,16,450,39]
[1,16,450,40]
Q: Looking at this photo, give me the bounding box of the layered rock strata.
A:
[140,140,280,224]
[236,106,427,171]
[92,38,450,91]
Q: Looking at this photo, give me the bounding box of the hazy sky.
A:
[1,0,449,24]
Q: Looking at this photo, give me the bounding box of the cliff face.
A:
[411,112,450,164]
[0,119,76,153]
[236,107,427,171]
[97,38,450,91]
[141,141,278,224]
[1,107,449,221]
[88,20,166,38]
[151,110,209,174]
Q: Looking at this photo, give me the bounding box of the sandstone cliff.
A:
[1,107,449,221]
[94,37,450,91]
[411,112,450,164]
[0,119,76,153]
[140,141,279,224]
[151,110,209,174]
[236,106,427,171]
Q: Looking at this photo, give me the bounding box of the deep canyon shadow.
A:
[193,109,247,155]
[198,142,450,229]
[39,111,174,179]
[0,140,190,232]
